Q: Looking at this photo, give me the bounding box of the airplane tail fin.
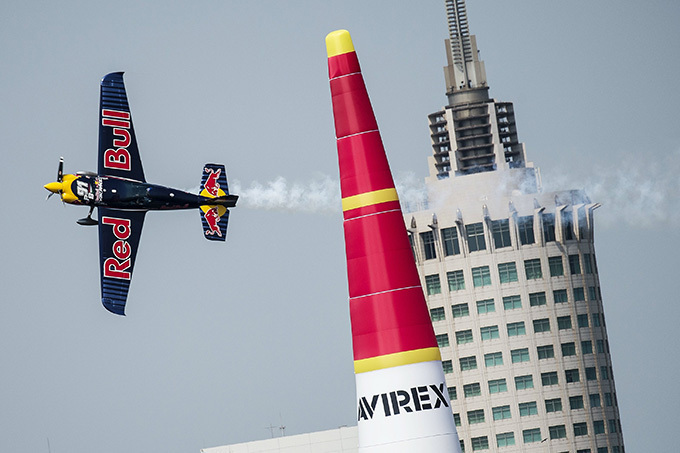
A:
[199,164,236,242]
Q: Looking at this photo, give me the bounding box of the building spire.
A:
[443,0,488,103]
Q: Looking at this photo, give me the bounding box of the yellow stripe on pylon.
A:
[354,347,442,374]
[341,188,399,212]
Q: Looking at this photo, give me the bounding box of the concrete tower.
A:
[404,1,626,451]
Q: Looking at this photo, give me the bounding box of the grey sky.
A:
[1,1,678,452]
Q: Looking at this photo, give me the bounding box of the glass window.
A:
[425,274,441,295]
[569,254,581,274]
[466,222,486,252]
[547,257,562,278]
[491,219,512,249]
[569,395,584,410]
[533,318,550,333]
[441,227,460,256]
[517,215,535,245]
[430,307,445,322]
[454,413,461,426]
[574,422,588,436]
[448,386,457,400]
[507,321,526,337]
[542,213,556,242]
[496,432,515,447]
[561,342,576,356]
[562,210,575,240]
[598,448,609,453]
[590,393,601,408]
[581,340,593,354]
[493,405,511,421]
[452,303,469,318]
[476,299,495,314]
[597,340,605,353]
[592,313,602,326]
[549,425,567,439]
[601,366,610,380]
[420,231,437,260]
[542,371,558,386]
[467,409,485,424]
[515,375,534,390]
[577,314,589,327]
[472,266,492,287]
[593,420,605,434]
[498,262,518,283]
[519,402,538,417]
[573,287,585,301]
[464,383,481,397]
[583,253,593,274]
[484,352,503,367]
[586,367,597,380]
[578,207,588,239]
[460,356,477,371]
[608,419,618,433]
[557,316,572,330]
[545,398,562,412]
[565,369,580,383]
[488,378,507,394]
[456,330,473,344]
[471,436,489,451]
[442,360,453,373]
[511,348,530,363]
[553,289,568,303]
[609,420,618,434]
[524,259,542,280]
[589,286,598,301]
[537,345,554,359]
[529,292,546,307]
[435,333,449,348]
[503,295,521,310]
[522,428,541,443]
[447,270,465,291]
[480,325,500,340]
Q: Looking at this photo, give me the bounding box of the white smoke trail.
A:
[542,149,680,228]
[229,172,428,214]
[231,174,340,213]
[226,149,680,228]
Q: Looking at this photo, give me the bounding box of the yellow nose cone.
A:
[44,182,63,193]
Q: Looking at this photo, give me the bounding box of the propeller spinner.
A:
[44,157,65,199]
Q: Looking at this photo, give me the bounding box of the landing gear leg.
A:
[77,206,98,226]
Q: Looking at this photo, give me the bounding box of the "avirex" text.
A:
[357,383,449,421]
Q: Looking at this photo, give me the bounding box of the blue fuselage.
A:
[71,175,236,210]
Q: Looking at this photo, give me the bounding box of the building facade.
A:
[404,1,626,452]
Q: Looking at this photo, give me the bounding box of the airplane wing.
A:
[98,208,146,315]
[98,72,146,182]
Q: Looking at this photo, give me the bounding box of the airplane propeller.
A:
[45,157,64,200]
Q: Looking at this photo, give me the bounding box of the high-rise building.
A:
[404,1,626,452]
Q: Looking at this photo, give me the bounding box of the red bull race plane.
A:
[44,72,238,316]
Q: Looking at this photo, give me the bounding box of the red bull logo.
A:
[102,109,132,171]
[203,206,222,237]
[203,167,221,197]
[102,216,132,279]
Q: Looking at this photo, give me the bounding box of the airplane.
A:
[44,72,238,316]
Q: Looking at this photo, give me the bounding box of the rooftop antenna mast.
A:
[444,0,488,99]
